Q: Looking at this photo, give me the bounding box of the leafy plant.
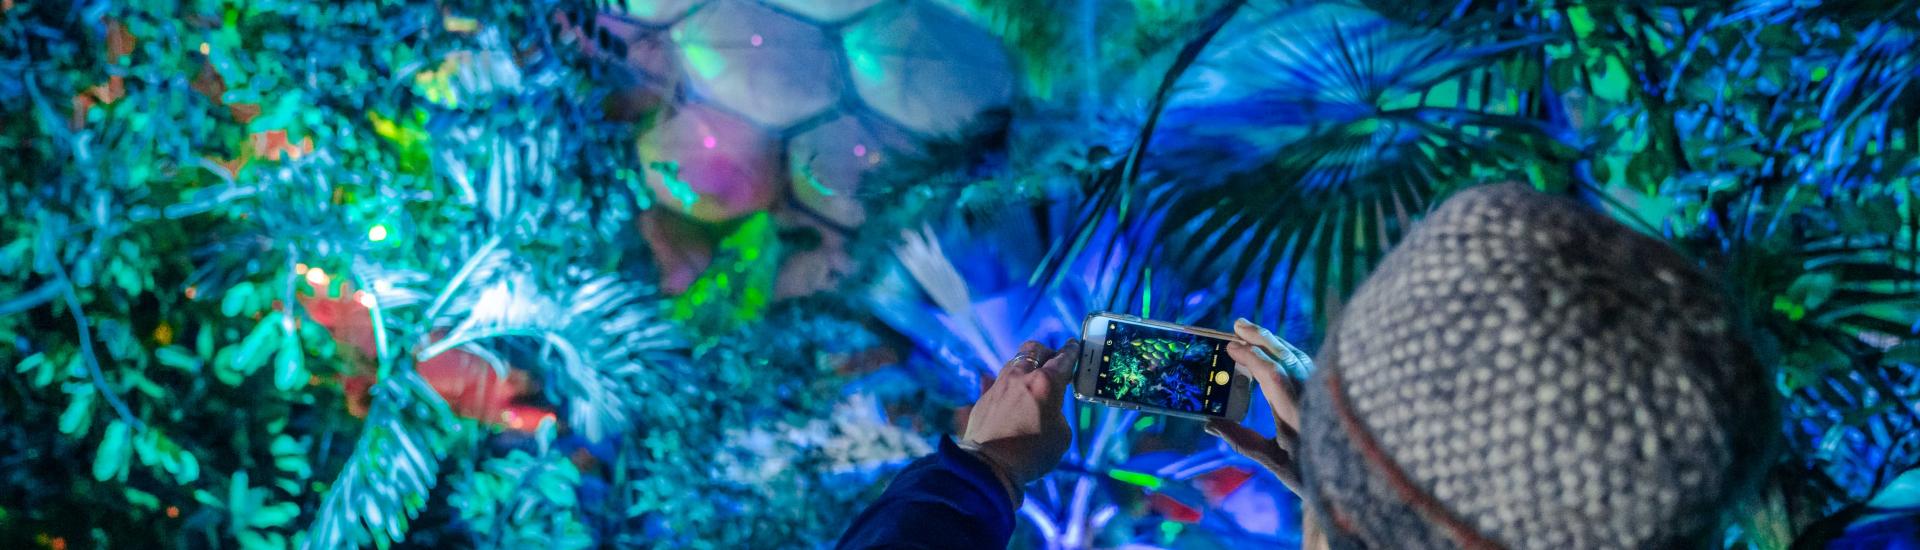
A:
[447,423,594,550]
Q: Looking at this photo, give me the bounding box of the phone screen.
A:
[1092,319,1236,416]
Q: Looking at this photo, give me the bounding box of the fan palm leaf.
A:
[1053,1,1563,321]
[421,266,683,442]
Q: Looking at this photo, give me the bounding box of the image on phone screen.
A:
[1094,320,1235,416]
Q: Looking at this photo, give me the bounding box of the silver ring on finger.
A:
[1011,353,1041,370]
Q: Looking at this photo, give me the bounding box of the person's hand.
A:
[961,339,1080,498]
[1206,318,1311,493]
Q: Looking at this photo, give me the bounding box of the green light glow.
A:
[672,213,777,324]
[1141,267,1153,317]
[681,46,728,80]
[847,50,886,83]
[1108,468,1163,490]
[1160,520,1184,542]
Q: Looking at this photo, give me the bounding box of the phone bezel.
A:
[1073,312,1252,422]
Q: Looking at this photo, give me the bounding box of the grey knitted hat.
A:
[1296,184,1776,549]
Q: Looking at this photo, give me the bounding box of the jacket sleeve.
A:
[835,437,1018,550]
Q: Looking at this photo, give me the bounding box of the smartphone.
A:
[1073,312,1252,421]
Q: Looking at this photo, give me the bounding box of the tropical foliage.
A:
[3,0,1917,548]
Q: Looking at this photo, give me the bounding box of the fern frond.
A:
[301,371,458,549]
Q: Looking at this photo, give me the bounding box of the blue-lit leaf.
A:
[94,420,131,482]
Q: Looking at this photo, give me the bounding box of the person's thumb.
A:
[1038,340,1079,390]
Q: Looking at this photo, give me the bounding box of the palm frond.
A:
[423,265,684,441]
[1066,2,1561,321]
[302,371,458,550]
[353,261,433,310]
[546,272,684,441]
[890,225,977,322]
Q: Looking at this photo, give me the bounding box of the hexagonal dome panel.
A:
[671,0,841,129]
[638,104,782,223]
[603,0,704,24]
[773,208,853,298]
[596,14,679,81]
[764,0,883,23]
[591,14,681,120]
[843,0,1012,136]
[788,115,918,227]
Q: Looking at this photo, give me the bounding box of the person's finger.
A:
[1019,340,1058,364]
[1205,418,1302,494]
[1227,342,1282,382]
[1234,318,1305,377]
[1272,336,1314,380]
[1038,339,1079,388]
[1205,418,1271,457]
[998,359,1029,380]
[1229,343,1301,428]
[1027,340,1079,402]
[1000,341,1056,379]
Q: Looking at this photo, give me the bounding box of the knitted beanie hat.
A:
[1296,184,1776,548]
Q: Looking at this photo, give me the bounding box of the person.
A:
[838,184,1775,549]
[835,337,1079,549]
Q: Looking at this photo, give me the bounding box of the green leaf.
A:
[124,487,162,511]
[1565,6,1595,39]
[1885,342,1920,366]
[59,387,96,436]
[236,529,286,550]
[252,502,299,528]
[1592,56,1630,102]
[14,352,45,374]
[230,470,252,519]
[222,282,255,317]
[19,352,57,388]
[198,323,216,357]
[232,313,284,377]
[1788,272,1838,311]
[177,449,201,484]
[156,345,202,371]
[274,329,305,391]
[94,420,131,482]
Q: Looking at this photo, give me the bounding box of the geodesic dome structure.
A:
[590,0,1014,295]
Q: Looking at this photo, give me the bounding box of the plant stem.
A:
[0,281,61,317]
[50,264,144,433]
[352,270,394,381]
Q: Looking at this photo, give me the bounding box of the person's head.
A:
[1296,184,1776,548]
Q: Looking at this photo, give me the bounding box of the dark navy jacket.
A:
[836,438,1016,549]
